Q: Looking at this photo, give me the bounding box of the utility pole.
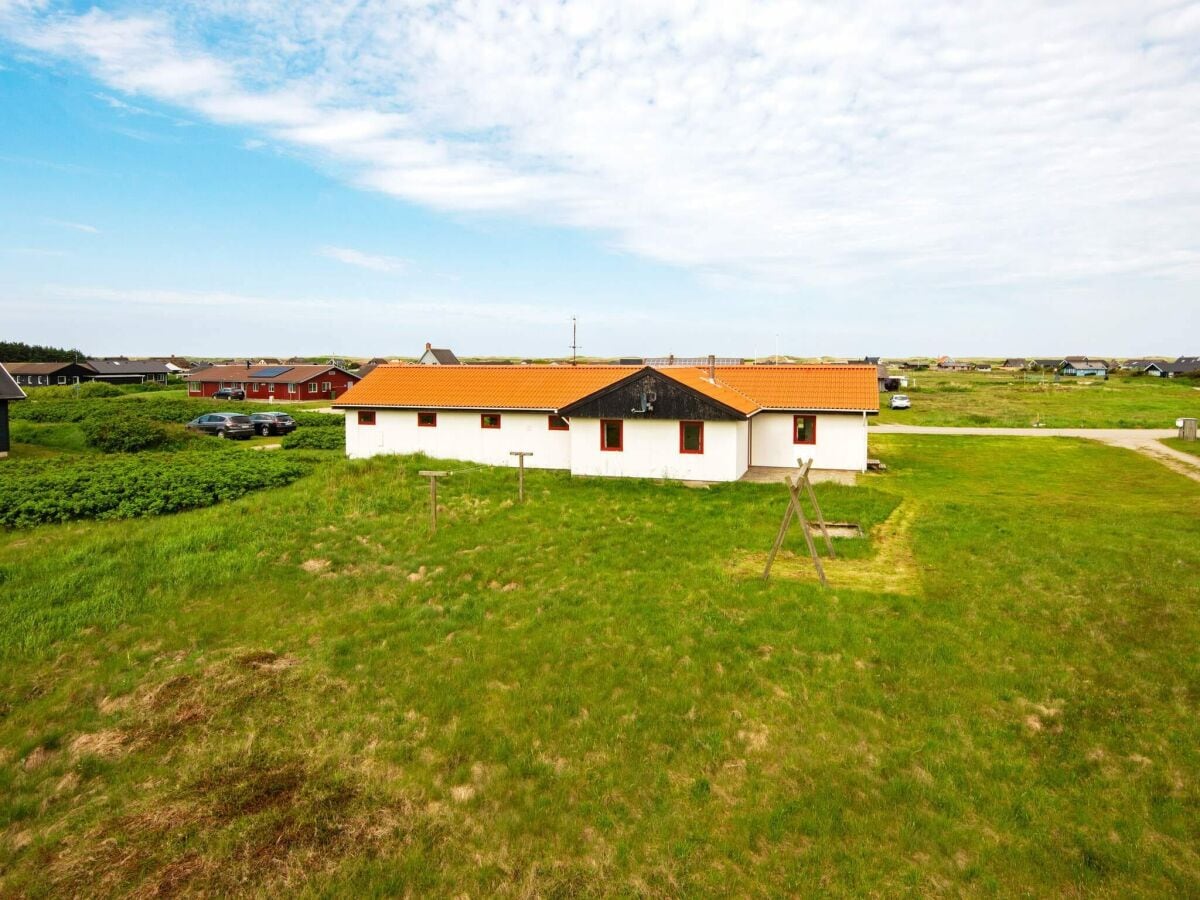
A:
[509,451,533,502]
[570,316,580,366]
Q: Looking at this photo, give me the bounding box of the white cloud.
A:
[43,217,100,234]
[317,245,407,273]
[5,0,1200,300]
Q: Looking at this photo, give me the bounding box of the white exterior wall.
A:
[345,409,572,469]
[748,412,868,471]
[568,418,749,482]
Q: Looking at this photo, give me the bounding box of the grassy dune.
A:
[0,437,1198,895]
[876,370,1200,428]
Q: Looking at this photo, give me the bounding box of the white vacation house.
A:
[333,362,878,481]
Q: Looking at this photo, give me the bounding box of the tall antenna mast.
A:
[570,316,580,366]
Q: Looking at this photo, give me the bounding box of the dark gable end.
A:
[559,368,746,421]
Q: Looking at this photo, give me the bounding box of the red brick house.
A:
[186,363,360,401]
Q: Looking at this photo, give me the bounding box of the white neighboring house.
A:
[417,343,460,365]
[334,363,879,481]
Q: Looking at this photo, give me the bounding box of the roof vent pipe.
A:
[708,354,716,381]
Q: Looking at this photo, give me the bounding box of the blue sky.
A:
[1,1,1198,358]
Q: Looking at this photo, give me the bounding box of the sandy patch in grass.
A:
[22,745,56,771]
[300,558,330,574]
[729,502,922,595]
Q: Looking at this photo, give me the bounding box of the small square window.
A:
[57,376,67,385]
[418,412,437,427]
[680,421,704,454]
[548,415,569,431]
[793,415,817,445]
[601,419,623,451]
[358,410,376,426]
[308,383,317,394]
[481,413,501,429]
[321,381,332,391]
[288,383,297,394]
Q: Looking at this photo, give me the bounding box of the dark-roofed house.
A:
[1000,358,1033,369]
[1146,356,1200,378]
[1030,358,1065,370]
[0,363,27,457]
[418,343,461,365]
[3,361,99,387]
[186,363,360,400]
[86,359,171,384]
[1059,357,1109,378]
[1121,358,1167,371]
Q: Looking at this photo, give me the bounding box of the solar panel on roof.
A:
[248,366,293,378]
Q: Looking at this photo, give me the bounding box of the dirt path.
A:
[872,425,1200,483]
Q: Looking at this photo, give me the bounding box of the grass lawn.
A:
[1162,437,1200,459]
[876,370,1200,428]
[1,437,1198,894]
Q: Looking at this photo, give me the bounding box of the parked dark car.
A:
[249,412,297,437]
[185,412,255,439]
[213,387,245,400]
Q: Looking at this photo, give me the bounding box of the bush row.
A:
[0,454,308,527]
[12,397,344,429]
[281,428,344,450]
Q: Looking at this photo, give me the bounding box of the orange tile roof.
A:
[712,365,880,412]
[333,363,879,414]
[333,364,637,410]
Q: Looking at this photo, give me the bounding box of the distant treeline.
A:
[0,341,87,362]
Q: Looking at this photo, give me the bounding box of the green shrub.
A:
[289,411,344,428]
[80,415,170,453]
[282,428,345,450]
[0,454,308,527]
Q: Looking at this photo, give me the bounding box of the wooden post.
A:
[509,451,533,502]
[798,457,835,559]
[761,461,828,587]
[419,470,449,532]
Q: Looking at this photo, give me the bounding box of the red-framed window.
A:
[680,420,704,454]
[793,414,817,445]
[418,411,437,427]
[481,413,502,429]
[548,415,569,431]
[358,410,376,426]
[601,419,623,451]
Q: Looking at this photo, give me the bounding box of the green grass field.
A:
[876,370,1200,428]
[1163,437,1200,459]
[1,435,1198,894]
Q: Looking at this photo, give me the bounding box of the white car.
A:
[890,394,911,410]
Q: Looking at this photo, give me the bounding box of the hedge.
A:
[0,454,308,527]
[11,397,344,428]
[281,428,344,450]
[80,415,170,453]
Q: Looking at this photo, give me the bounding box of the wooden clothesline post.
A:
[761,459,835,586]
[509,451,533,502]
[419,470,449,533]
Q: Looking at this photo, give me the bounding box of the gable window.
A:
[418,412,437,427]
[680,421,704,454]
[793,415,817,445]
[601,419,623,451]
[358,410,376,426]
[481,413,502,429]
[548,415,569,431]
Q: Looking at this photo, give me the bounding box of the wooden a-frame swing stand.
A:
[761,459,836,586]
